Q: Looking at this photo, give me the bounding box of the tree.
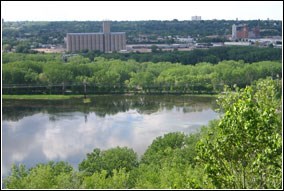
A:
[15,41,31,53]
[79,147,138,176]
[3,164,28,189]
[82,168,130,189]
[3,44,12,52]
[150,45,159,53]
[196,78,282,189]
[135,130,212,189]
[43,64,73,84]
[3,161,76,189]
[141,132,186,165]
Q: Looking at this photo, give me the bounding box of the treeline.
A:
[2,53,282,94]
[82,46,282,65]
[2,20,282,48]
[3,79,282,189]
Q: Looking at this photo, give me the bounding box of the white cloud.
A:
[3,106,218,176]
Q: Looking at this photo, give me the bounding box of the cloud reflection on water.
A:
[2,96,218,177]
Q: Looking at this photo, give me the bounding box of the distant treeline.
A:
[2,19,282,51]
[80,46,282,65]
[2,52,282,94]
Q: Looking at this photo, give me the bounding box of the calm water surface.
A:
[2,95,219,176]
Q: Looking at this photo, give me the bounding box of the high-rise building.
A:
[66,21,126,53]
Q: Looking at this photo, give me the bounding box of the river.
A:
[2,95,219,176]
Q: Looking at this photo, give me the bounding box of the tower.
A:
[232,24,237,40]
[103,21,111,33]
[103,21,111,52]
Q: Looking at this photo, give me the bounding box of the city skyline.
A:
[1,1,283,22]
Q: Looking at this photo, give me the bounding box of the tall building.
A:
[232,24,237,40]
[66,21,126,53]
[232,24,249,40]
[191,16,201,21]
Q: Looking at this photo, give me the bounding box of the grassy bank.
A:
[2,94,84,100]
[2,93,218,100]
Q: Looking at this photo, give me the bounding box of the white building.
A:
[232,24,237,40]
[191,16,201,21]
[224,42,251,46]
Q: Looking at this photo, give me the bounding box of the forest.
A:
[3,78,282,189]
[2,50,282,95]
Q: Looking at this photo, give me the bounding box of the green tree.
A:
[79,147,138,176]
[15,41,31,53]
[43,64,73,84]
[150,45,160,53]
[141,132,186,165]
[197,78,282,189]
[3,161,76,189]
[3,43,12,52]
[82,168,130,189]
[3,164,28,189]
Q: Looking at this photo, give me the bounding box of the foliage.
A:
[3,161,80,189]
[141,132,186,165]
[2,53,282,95]
[84,46,282,65]
[135,131,213,188]
[79,147,138,176]
[3,164,28,189]
[133,162,209,189]
[196,78,282,189]
[81,168,130,189]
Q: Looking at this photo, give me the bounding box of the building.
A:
[224,42,251,46]
[248,26,260,38]
[232,24,249,40]
[232,24,260,41]
[191,16,201,21]
[66,21,126,53]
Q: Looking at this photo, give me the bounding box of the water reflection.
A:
[2,95,219,177]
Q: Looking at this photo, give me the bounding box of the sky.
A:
[1,1,283,21]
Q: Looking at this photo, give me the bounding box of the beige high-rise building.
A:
[66,21,126,53]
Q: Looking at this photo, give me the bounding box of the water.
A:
[2,95,219,176]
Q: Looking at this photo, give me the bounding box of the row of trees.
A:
[3,78,282,188]
[3,53,282,94]
[83,46,282,65]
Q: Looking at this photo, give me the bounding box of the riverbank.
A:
[2,94,84,100]
[2,94,217,100]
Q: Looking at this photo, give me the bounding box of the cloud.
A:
[2,105,218,176]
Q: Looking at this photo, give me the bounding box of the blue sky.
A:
[1,1,283,21]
